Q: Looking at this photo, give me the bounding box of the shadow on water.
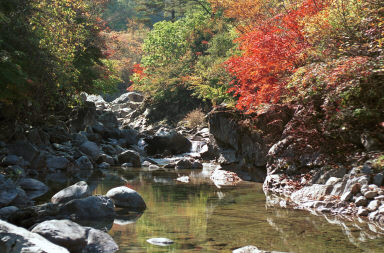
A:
[45,167,384,252]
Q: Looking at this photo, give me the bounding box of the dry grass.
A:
[183,109,206,128]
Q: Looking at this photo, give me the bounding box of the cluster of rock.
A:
[205,105,384,232]
[264,163,384,226]
[0,179,146,252]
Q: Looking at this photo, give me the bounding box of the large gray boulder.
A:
[0,220,69,253]
[31,219,118,253]
[46,156,70,170]
[117,150,141,167]
[106,186,146,211]
[145,129,191,156]
[80,141,100,160]
[51,181,92,204]
[59,196,115,220]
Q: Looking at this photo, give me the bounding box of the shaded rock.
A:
[175,159,193,170]
[98,162,110,170]
[0,206,19,220]
[8,140,40,164]
[46,126,71,144]
[46,156,70,170]
[117,150,141,167]
[10,187,33,207]
[355,196,368,207]
[31,219,118,253]
[98,111,119,131]
[19,178,48,192]
[119,129,139,147]
[0,219,69,253]
[145,130,191,156]
[311,167,347,185]
[75,156,93,170]
[0,175,18,207]
[80,141,100,160]
[98,154,115,165]
[373,173,384,187]
[218,149,237,165]
[69,101,97,133]
[51,181,92,204]
[146,238,174,246]
[59,196,115,220]
[106,186,146,211]
[1,155,24,166]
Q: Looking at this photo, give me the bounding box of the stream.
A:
[57,165,384,253]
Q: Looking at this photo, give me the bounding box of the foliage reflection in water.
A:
[92,168,384,253]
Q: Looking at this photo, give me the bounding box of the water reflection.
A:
[91,168,384,253]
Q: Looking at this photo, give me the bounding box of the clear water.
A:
[82,168,384,252]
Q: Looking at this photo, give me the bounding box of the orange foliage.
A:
[225,0,328,112]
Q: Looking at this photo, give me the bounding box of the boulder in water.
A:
[106,186,146,211]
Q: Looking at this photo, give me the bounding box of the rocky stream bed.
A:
[0,92,384,252]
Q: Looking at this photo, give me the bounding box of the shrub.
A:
[183,109,206,128]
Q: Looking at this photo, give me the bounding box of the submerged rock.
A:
[146,238,174,246]
[233,245,287,253]
[106,186,146,211]
[0,219,69,253]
